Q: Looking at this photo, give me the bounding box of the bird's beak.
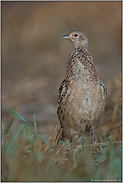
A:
[62,33,69,39]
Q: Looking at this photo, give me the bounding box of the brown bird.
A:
[57,30,107,144]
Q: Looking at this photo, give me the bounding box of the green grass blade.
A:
[4,106,27,123]
[59,140,65,144]
[39,134,50,149]
[23,123,31,136]
[12,124,25,141]
[6,124,25,153]
[4,116,15,135]
[33,114,37,136]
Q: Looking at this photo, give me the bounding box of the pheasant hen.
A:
[57,30,107,143]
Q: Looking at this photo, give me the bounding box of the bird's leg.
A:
[92,128,96,144]
[68,141,77,172]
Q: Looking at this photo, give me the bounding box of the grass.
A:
[2,104,122,182]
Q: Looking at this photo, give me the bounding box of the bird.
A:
[57,30,107,144]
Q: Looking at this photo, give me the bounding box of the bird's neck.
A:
[74,46,88,52]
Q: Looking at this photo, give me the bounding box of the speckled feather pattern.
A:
[57,30,107,143]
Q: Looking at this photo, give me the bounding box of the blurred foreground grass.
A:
[2,96,122,181]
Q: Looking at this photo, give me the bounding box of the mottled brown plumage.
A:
[57,30,107,143]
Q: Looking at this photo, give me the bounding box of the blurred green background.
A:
[2,1,121,135]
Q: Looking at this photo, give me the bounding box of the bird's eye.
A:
[74,34,79,37]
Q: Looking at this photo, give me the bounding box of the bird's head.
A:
[62,30,88,50]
